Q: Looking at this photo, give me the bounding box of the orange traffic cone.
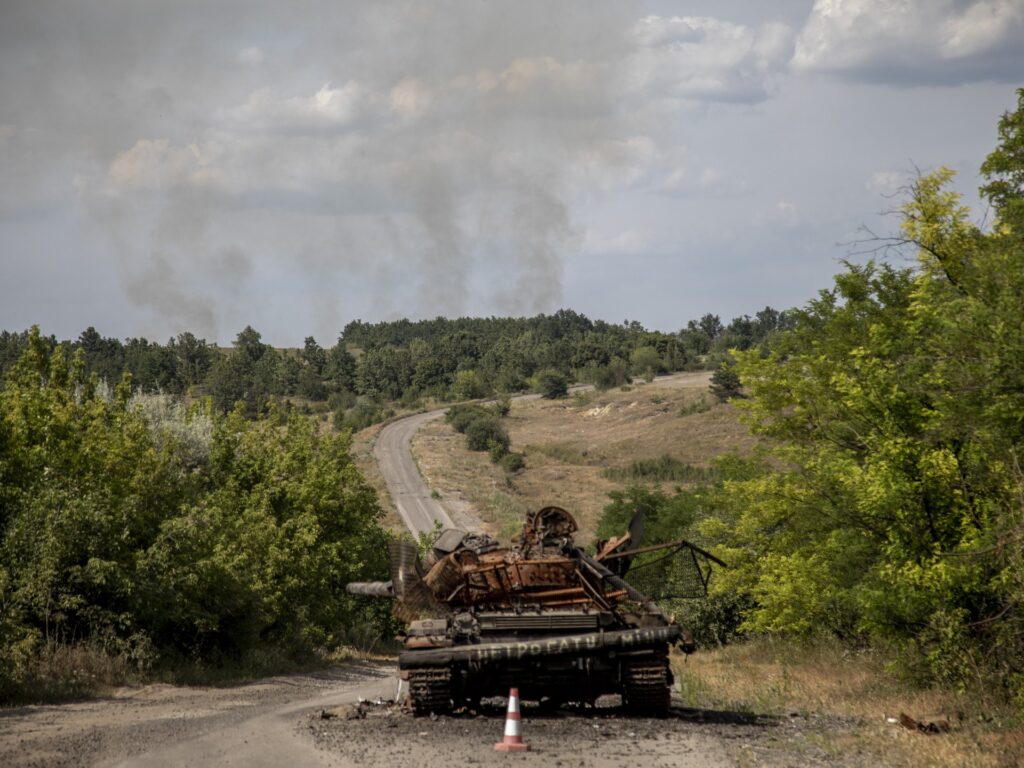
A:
[494,687,530,752]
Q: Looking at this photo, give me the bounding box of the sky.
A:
[1,0,1022,346]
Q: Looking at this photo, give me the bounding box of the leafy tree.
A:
[0,329,391,695]
[698,313,723,340]
[278,354,303,397]
[76,326,125,384]
[300,336,327,374]
[124,337,182,393]
[630,346,663,381]
[168,332,214,388]
[700,99,1024,698]
[204,327,277,414]
[205,353,249,412]
[451,369,488,400]
[322,340,356,394]
[981,88,1024,232]
[356,347,413,400]
[233,325,268,365]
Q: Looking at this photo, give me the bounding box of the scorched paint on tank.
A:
[347,506,724,716]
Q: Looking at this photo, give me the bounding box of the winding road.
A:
[373,408,455,535]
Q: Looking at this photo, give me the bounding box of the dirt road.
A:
[1,664,777,768]
[0,662,396,768]
[311,700,740,768]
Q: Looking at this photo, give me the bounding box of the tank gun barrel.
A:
[345,580,395,597]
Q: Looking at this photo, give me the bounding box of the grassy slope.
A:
[411,372,752,544]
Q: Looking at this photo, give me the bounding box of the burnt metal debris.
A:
[347,506,724,716]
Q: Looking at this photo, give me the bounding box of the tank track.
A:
[407,668,453,716]
[621,655,671,716]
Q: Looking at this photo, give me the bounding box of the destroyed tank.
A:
[347,506,724,716]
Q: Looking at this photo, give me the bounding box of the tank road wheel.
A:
[407,668,453,716]
[622,656,671,717]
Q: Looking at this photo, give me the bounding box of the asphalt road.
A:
[373,408,455,536]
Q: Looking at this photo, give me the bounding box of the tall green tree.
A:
[706,92,1024,699]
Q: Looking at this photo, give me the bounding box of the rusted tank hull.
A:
[398,625,681,667]
[401,626,678,715]
[346,507,722,717]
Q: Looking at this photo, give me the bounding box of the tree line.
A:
[0,307,790,424]
[0,330,391,700]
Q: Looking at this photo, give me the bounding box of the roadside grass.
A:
[603,453,718,484]
[673,638,1023,768]
[349,426,405,533]
[2,632,399,705]
[487,490,531,543]
[678,398,712,417]
[525,441,593,465]
[1,641,147,703]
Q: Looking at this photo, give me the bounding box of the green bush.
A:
[630,346,663,382]
[488,440,508,462]
[593,357,631,390]
[466,416,509,453]
[445,403,492,433]
[334,399,393,432]
[709,365,742,402]
[678,398,711,417]
[451,369,489,401]
[603,454,717,484]
[535,369,569,399]
[499,452,526,473]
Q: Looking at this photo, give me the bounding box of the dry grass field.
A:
[674,640,1024,768]
[411,373,757,544]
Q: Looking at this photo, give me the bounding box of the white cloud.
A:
[575,136,660,192]
[626,16,794,103]
[793,0,1024,83]
[943,0,1024,57]
[108,139,223,190]
[389,78,432,119]
[775,199,800,225]
[218,82,367,134]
